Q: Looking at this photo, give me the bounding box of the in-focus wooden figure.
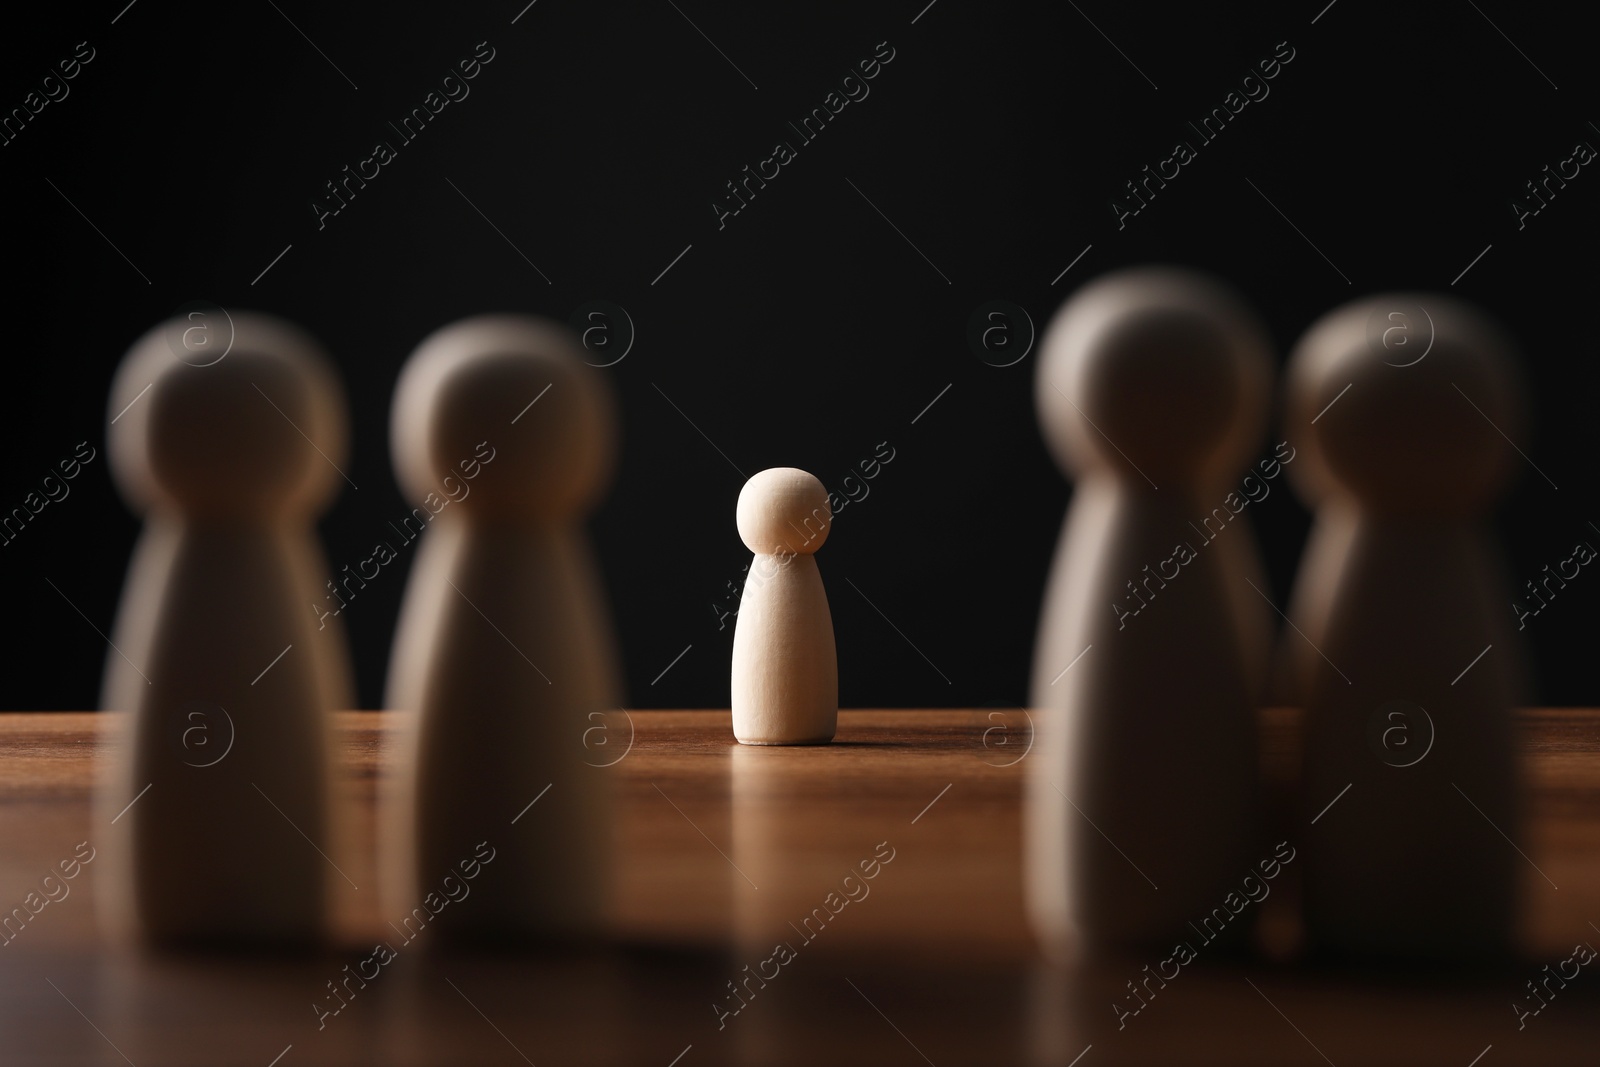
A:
[731,468,838,745]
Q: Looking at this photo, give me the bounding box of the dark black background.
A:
[3,0,1596,710]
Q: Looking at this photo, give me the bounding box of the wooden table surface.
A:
[0,709,1596,1065]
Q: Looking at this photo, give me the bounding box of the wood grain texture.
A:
[0,709,1596,1065]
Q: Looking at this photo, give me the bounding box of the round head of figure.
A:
[1285,294,1523,517]
[107,311,349,521]
[391,315,617,523]
[736,468,831,556]
[1035,267,1272,487]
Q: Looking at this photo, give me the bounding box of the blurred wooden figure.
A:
[384,314,622,941]
[99,310,354,945]
[1284,294,1527,960]
[1025,267,1272,956]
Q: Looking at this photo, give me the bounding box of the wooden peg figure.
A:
[99,311,354,946]
[1025,267,1271,956]
[731,468,838,745]
[384,314,623,942]
[1285,293,1528,961]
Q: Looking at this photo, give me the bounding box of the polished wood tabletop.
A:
[0,708,1596,1065]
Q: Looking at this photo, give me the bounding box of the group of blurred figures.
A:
[90,267,1529,968]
